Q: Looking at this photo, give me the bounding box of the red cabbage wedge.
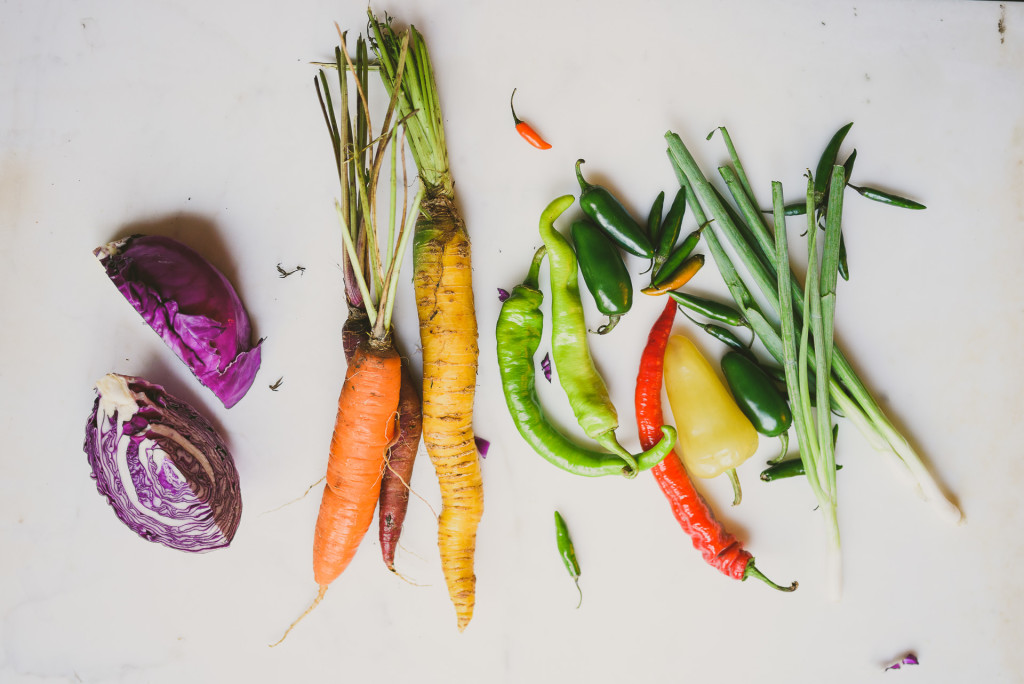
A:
[83,373,243,552]
[94,234,262,408]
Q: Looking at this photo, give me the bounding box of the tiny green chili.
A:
[848,184,926,210]
[553,510,582,608]
[647,191,665,241]
[669,290,748,327]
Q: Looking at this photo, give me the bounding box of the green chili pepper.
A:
[814,122,854,205]
[655,186,687,264]
[642,254,704,296]
[721,351,792,461]
[575,160,654,258]
[680,310,750,352]
[570,219,632,335]
[760,458,842,482]
[539,194,676,473]
[647,190,665,241]
[495,245,677,477]
[843,149,858,181]
[652,224,705,287]
[668,291,748,327]
[848,184,926,210]
[838,231,849,281]
[553,510,582,608]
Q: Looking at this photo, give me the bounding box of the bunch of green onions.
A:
[665,129,963,597]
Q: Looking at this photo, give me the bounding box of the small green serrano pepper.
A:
[570,219,632,335]
[495,244,677,477]
[848,184,926,210]
[575,160,654,258]
[655,186,687,265]
[760,458,843,482]
[669,291,748,327]
[539,194,675,472]
[553,510,582,608]
[647,191,665,241]
[652,224,705,287]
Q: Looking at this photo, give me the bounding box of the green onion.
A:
[665,130,963,534]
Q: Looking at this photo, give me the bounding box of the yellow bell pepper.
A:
[663,334,758,478]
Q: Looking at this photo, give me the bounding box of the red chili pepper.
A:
[634,298,797,591]
[510,88,552,150]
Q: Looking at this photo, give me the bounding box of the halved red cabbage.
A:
[94,234,262,408]
[83,373,243,552]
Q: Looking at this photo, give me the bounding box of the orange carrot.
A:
[313,340,401,587]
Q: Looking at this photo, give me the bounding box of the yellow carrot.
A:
[369,13,483,630]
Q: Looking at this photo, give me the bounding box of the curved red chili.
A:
[634,298,797,591]
[510,88,552,150]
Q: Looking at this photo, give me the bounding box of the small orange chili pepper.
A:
[510,88,552,150]
[641,254,704,296]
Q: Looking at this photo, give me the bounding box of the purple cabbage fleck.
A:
[475,436,490,458]
[94,234,262,408]
[83,373,243,552]
[497,287,510,302]
[541,352,552,383]
[884,653,920,671]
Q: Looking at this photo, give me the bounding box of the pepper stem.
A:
[595,314,621,335]
[594,431,639,477]
[727,468,742,506]
[509,88,523,125]
[575,158,591,192]
[744,559,798,592]
[523,245,547,289]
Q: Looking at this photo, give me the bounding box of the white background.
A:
[3,1,1023,682]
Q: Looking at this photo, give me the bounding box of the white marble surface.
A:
[2,1,1023,682]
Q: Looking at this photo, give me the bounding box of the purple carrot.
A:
[378,357,422,571]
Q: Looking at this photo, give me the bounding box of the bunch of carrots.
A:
[279,14,484,641]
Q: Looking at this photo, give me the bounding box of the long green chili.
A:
[538,194,676,473]
[496,246,676,478]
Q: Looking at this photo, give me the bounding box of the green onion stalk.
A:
[665,130,963,591]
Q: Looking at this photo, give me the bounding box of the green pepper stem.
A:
[744,559,798,592]
[575,158,591,192]
[524,245,547,290]
[595,314,621,335]
[727,468,742,506]
[594,431,640,476]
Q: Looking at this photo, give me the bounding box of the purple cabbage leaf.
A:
[83,373,243,552]
[94,234,262,408]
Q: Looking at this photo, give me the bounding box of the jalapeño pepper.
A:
[575,159,654,258]
[720,351,792,461]
[570,219,632,335]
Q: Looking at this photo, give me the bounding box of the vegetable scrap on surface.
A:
[94,234,263,409]
[83,373,242,552]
